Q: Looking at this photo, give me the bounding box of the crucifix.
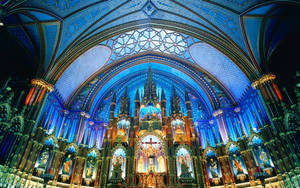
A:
[141,137,161,146]
[141,137,161,159]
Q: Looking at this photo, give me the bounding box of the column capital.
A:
[80,111,90,118]
[234,107,241,113]
[213,109,223,117]
[251,74,276,89]
[31,78,54,92]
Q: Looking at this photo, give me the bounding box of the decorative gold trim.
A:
[251,74,276,89]
[31,79,54,92]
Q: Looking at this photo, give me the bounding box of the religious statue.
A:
[147,144,156,158]
[152,111,158,120]
[138,155,144,172]
[157,155,165,172]
[179,154,192,178]
[232,154,244,175]
[38,148,50,169]
[148,156,155,172]
[147,172,156,187]
[111,156,123,179]
[137,136,165,174]
[175,125,184,135]
[258,146,271,169]
[62,154,73,175]
[118,125,126,136]
[86,159,95,179]
[209,158,219,178]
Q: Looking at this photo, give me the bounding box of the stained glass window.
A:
[102,27,191,63]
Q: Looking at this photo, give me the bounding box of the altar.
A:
[136,134,167,187]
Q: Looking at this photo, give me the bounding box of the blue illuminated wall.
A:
[89,63,213,120]
[196,88,269,149]
[38,92,106,149]
[91,66,209,122]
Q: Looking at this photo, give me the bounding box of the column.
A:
[51,149,65,186]
[25,79,54,133]
[218,155,234,186]
[213,109,229,144]
[70,156,85,187]
[240,149,256,186]
[94,158,102,188]
[234,107,248,137]
[251,74,282,125]
[76,112,90,144]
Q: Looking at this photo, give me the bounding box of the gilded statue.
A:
[209,158,219,178]
[258,146,271,168]
[38,148,50,169]
[62,154,73,175]
[86,159,95,178]
[232,154,244,175]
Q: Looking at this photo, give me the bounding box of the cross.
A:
[141,137,161,146]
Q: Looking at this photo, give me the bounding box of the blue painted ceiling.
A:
[1,0,299,122]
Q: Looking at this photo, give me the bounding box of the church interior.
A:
[0,0,299,188]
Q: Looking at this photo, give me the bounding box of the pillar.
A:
[25,79,54,133]
[251,74,282,125]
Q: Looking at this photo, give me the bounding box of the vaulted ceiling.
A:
[1,0,299,117]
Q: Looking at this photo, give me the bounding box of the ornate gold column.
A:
[70,156,85,187]
[240,149,256,186]
[218,155,234,185]
[202,159,210,187]
[24,141,43,173]
[94,158,102,188]
[51,149,65,186]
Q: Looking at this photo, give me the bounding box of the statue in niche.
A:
[38,148,50,169]
[62,154,73,175]
[208,158,219,178]
[147,172,156,187]
[157,155,165,173]
[86,158,95,179]
[258,145,271,169]
[148,156,155,172]
[145,112,152,121]
[147,144,156,158]
[138,155,144,172]
[232,153,244,175]
[179,154,192,178]
[152,111,158,120]
[137,135,165,174]
[111,155,123,179]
